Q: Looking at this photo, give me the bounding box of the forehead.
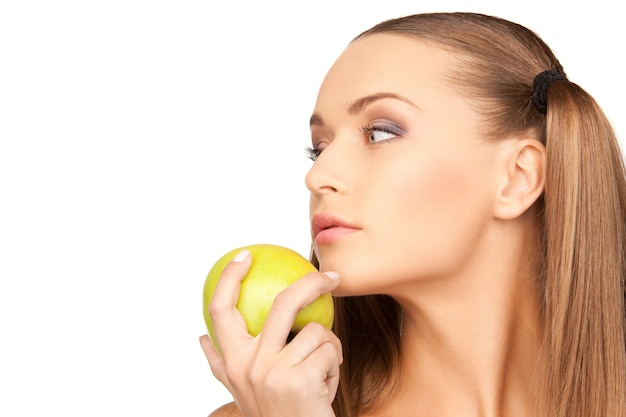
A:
[316,34,455,105]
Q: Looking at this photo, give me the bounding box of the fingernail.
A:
[232,249,251,263]
[324,271,340,280]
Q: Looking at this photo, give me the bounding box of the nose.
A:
[305,141,347,196]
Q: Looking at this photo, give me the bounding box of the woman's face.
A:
[306,34,504,297]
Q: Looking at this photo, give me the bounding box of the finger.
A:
[281,322,342,367]
[208,250,253,351]
[295,341,342,402]
[324,346,341,402]
[258,271,340,356]
[210,249,252,312]
[199,334,231,391]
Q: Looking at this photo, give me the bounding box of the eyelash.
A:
[305,146,321,161]
[360,123,401,143]
[305,123,402,162]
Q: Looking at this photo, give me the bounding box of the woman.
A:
[200,12,626,417]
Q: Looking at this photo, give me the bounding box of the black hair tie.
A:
[532,70,567,114]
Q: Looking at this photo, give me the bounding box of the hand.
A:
[200,250,342,417]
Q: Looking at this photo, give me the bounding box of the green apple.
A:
[202,244,334,349]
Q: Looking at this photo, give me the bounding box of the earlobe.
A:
[493,139,546,220]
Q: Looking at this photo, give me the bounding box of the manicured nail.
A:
[232,249,251,263]
[324,271,339,280]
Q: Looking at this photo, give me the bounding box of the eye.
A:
[368,129,396,143]
[361,122,402,144]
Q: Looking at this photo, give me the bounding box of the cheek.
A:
[385,153,479,224]
[360,153,494,282]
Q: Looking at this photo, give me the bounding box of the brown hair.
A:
[312,12,626,417]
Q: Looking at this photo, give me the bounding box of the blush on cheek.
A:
[398,158,473,211]
[385,158,487,268]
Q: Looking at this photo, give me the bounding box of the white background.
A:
[0,1,623,416]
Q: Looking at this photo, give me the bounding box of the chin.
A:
[325,269,384,297]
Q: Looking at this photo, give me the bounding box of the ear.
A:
[493,139,546,220]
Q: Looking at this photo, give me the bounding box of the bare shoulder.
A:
[208,402,242,417]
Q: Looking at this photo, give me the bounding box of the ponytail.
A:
[541,80,626,417]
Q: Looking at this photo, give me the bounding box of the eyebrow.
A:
[309,92,419,127]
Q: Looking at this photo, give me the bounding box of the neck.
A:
[385,223,543,417]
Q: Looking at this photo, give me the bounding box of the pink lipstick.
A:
[311,212,360,246]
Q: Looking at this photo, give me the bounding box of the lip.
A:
[311,212,360,245]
